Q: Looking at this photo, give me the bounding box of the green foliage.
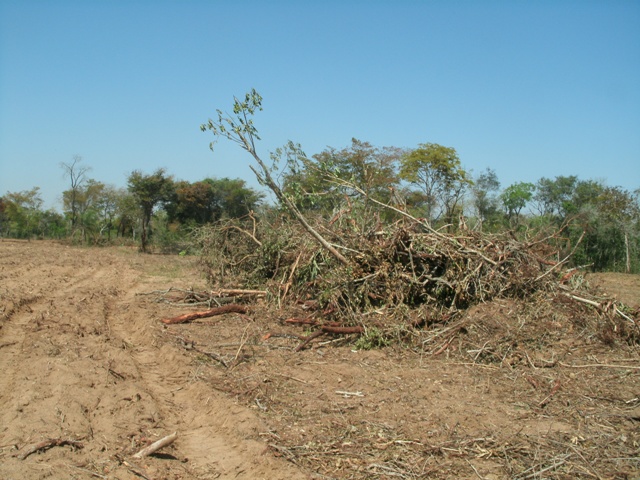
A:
[149,210,193,254]
[62,179,112,242]
[166,177,263,227]
[354,327,391,350]
[472,168,501,230]
[194,212,305,289]
[2,187,45,238]
[127,168,174,252]
[200,89,263,153]
[282,139,403,219]
[167,180,218,224]
[209,177,264,219]
[574,186,640,272]
[398,143,471,225]
[500,182,535,225]
[534,175,578,219]
[38,209,66,239]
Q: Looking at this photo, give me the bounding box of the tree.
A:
[60,155,91,230]
[62,179,107,242]
[166,177,263,226]
[114,190,138,239]
[282,139,404,228]
[471,168,501,230]
[398,143,471,225]
[208,177,264,219]
[0,197,7,237]
[500,182,535,225]
[533,175,578,220]
[591,186,640,272]
[167,180,217,225]
[127,169,174,252]
[94,185,122,240]
[568,179,605,217]
[2,187,44,238]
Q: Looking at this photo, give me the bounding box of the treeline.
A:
[1,142,639,273]
[279,139,639,273]
[0,156,263,252]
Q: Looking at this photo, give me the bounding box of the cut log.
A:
[162,304,247,324]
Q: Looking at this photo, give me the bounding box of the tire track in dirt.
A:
[0,242,307,479]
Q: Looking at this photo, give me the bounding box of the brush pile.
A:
[194,213,639,345]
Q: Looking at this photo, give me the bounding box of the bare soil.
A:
[1,240,639,479]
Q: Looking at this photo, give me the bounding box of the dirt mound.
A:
[1,241,638,479]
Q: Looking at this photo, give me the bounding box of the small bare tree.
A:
[60,155,91,230]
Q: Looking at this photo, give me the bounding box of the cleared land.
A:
[0,240,638,479]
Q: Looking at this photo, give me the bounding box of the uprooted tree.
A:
[199,91,639,348]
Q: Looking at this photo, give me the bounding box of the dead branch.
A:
[262,332,306,341]
[331,177,499,266]
[211,288,266,297]
[121,459,154,480]
[174,334,230,368]
[222,225,262,246]
[161,304,247,324]
[558,362,640,370]
[281,251,303,302]
[534,230,585,282]
[295,331,325,352]
[132,431,178,459]
[248,159,351,265]
[538,379,562,408]
[14,437,84,460]
[561,291,637,325]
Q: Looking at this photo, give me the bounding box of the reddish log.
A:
[162,304,247,324]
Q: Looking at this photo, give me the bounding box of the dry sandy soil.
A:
[0,240,639,479]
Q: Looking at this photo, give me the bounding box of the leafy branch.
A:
[201,90,350,266]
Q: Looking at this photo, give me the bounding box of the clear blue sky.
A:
[1,0,639,210]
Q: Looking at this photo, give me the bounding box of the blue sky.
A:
[1,0,639,210]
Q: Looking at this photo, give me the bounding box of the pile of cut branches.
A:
[194,218,638,353]
[195,91,639,348]
[310,223,562,314]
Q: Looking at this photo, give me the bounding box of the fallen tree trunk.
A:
[162,304,247,324]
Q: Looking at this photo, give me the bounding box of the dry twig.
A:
[14,437,84,460]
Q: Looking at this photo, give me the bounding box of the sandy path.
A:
[0,241,306,479]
